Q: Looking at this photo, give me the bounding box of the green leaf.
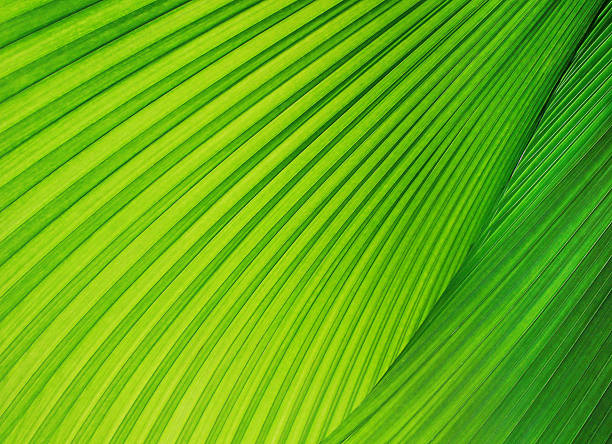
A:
[324,2,612,442]
[0,0,609,442]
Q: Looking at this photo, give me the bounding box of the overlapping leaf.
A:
[324,3,612,442]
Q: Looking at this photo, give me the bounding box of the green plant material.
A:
[324,2,612,442]
[0,0,609,443]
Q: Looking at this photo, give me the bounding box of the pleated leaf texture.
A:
[0,0,610,443]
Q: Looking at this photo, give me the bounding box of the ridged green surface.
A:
[324,3,612,442]
[0,0,609,443]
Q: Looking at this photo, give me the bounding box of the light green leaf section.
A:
[0,0,608,443]
[324,2,612,442]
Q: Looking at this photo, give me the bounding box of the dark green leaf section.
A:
[0,1,607,443]
[324,3,612,442]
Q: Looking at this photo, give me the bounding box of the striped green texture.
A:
[0,0,609,443]
[324,2,612,442]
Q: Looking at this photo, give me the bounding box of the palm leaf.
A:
[0,0,609,442]
[324,3,612,442]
